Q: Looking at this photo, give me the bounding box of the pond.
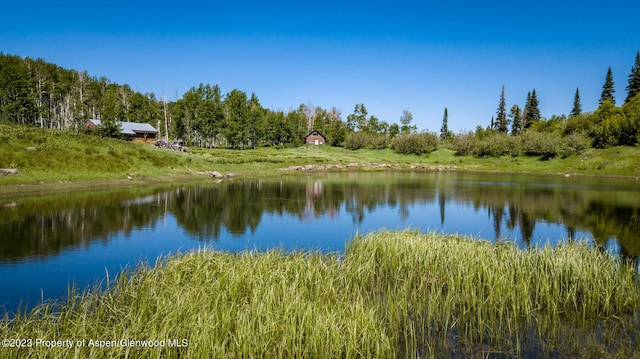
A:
[1,171,639,315]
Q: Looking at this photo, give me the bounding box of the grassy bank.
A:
[1,230,638,358]
[1,124,640,194]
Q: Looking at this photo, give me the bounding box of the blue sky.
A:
[2,0,639,132]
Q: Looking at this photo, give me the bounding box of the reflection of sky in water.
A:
[0,175,633,315]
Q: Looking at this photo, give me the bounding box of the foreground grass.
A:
[1,230,638,358]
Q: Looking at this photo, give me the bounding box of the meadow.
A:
[1,230,638,358]
[1,124,640,195]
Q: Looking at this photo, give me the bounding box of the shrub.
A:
[367,133,390,149]
[391,132,439,155]
[520,130,561,159]
[344,132,390,150]
[560,132,590,157]
[451,132,477,156]
[474,133,519,158]
[564,113,592,136]
[344,132,369,150]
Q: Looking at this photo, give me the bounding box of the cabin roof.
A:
[305,130,326,139]
[88,119,158,135]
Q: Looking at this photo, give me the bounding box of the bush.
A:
[391,132,439,155]
[451,132,477,156]
[520,131,561,159]
[560,132,590,157]
[344,132,369,150]
[344,132,389,150]
[367,133,390,149]
[474,133,519,158]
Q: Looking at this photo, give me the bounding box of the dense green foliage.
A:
[454,56,640,158]
[2,52,639,157]
[2,230,638,358]
[0,54,345,148]
[450,125,593,159]
[391,132,439,155]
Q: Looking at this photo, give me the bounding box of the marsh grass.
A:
[1,231,639,358]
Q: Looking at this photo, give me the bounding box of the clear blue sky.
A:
[2,0,639,132]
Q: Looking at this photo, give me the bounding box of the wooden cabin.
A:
[85,119,158,143]
[305,130,327,145]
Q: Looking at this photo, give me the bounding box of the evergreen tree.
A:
[495,85,508,133]
[625,51,640,103]
[599,67,616,105]
[570,88,582,118]
[529,89,540,121]
[440,107,450,140]
[509,104,522,135]
[523,89,540,128]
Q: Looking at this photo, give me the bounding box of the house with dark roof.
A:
[305,130,326,145]
[84,119,159,143]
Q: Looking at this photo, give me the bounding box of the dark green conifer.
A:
[495,85,508,133]
[599,67,616,105]
[440,107,450,140]
[523,89,540,128]
[509,105,522,135]
[570,88,582,118]
[625,51,640,103]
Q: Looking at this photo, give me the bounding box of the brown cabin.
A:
[85,119,159,143]
[305,130,326,145]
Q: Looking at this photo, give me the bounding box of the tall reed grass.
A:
[1,230,639,358]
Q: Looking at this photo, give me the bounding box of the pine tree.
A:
[570,88,582,118]
[440,107,449,140]
[625,51,640,103]
[523,89,540,128]
[495,85,508,133]
[529,89,540,121]
[509,104,522,135]
[599,67,616,105]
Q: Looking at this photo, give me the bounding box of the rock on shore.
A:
[0,168,19,175]
[281,163,462,172]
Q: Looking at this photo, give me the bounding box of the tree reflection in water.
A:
[1,172,638,263]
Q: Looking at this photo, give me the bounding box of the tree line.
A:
[0,53,349,148]
[1,51,639,156]
[451,51,640,158]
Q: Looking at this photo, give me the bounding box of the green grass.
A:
[1,124,640,192]
[2,230,638,358]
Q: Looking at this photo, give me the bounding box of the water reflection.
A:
[1,172,639,264]
[1,172,640,314]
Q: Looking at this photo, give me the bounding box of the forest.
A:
[1,52,639,156]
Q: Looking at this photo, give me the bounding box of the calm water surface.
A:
[1,171,639,314]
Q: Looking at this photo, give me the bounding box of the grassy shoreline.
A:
[1,230,638,358]
[2,124,640,194]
